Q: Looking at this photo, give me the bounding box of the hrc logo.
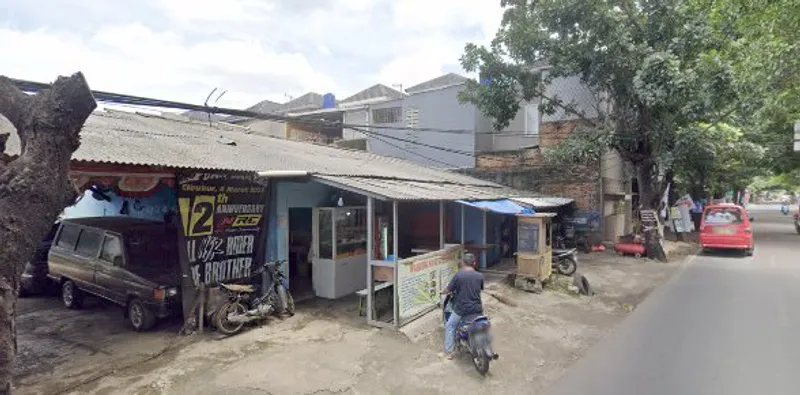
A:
[232,215,262,227]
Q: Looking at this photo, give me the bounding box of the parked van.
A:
[48,217,182,331]
[699,203,754,256]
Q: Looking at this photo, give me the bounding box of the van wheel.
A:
[62,280,83,309]
[128,299,156,332]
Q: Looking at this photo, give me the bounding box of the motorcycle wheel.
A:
[557,257,577,276]
[282,289,295,317]
[795,223,800,235]
[472,352,490,376]
[215,301,247,336]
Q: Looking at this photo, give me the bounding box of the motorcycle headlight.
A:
[166,287,179,297]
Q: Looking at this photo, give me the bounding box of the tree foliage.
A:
[459,0,737,208]
[704,0,800,174]
[671,123,766,198]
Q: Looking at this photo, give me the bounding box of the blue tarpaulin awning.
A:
[456,199,535,215]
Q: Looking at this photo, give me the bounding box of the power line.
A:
[9,77,571,138]
[365,132,460,168]
[349,125,626,176]
[12,77,772,174]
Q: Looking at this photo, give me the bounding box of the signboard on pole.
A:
[397,245,462,325]
[176,172,269,287]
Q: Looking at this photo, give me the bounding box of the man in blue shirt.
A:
[441,252,484,359]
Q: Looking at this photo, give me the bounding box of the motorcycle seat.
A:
[221,283,255,293]
[460,314,488,325]
[553,248,577,257]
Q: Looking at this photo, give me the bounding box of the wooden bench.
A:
[356,282,393,317]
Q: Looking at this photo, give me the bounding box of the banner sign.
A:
[397,245,463,324]
[177,172,268,286]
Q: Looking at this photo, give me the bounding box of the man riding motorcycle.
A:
[440,252,484,360]
[781,199,790,215]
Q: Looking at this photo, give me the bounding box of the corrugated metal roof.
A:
[1,109,530,201]
[340,84,405,104]
[405,73,469,94]
[512,197,575,209]
[315,175,520,201]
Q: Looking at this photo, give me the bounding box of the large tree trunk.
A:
[0,74,96,394]
[635,162,668,261]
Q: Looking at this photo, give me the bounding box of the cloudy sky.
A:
[0,0,504,109]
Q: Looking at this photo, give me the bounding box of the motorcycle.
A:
[442,294,499,376]
[553,247,578,276]
[214,261,295,336]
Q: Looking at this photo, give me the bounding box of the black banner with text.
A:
[177,172,269,287]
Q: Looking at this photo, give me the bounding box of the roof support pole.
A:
[461,203,465,244]
[481,210,487,270]
[392,200,399,326]
[366,196,374,323]
[439,200,445,249]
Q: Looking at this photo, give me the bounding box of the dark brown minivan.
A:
[47,217,182,331]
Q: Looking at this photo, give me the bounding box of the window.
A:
[56,224,80,249]
[75,229,103,257]
[125,230,178,268]
[371,107,402,124]
[100,235,124,266]
[524,102,540,136]
[704,208,744,225]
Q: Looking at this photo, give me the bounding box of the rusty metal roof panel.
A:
[512,197,575,209]
[1,110,536,200]
[314,175,523,201]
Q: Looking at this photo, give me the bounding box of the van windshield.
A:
[704,208,744,225]
[124,229,179,268]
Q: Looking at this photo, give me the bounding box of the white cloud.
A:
[0,0,505,107]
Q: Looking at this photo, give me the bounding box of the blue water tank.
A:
[480,78,493,86]
[322,93,336,109]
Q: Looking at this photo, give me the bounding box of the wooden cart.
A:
[515,213,557,292]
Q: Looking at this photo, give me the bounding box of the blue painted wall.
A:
[63,187,176,222]
[267,180,335,278]
[461,205,487,268]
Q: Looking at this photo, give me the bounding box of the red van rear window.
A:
[704,207,744,225]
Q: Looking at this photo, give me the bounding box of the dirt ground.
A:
[14,242,694,395]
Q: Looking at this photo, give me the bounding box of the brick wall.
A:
[470,120,600,211]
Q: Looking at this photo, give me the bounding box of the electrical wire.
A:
[9,77,585,138]
[12,77,769,176]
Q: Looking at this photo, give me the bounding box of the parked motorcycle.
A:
[215,261,295,336]
[442,294,498,376]
[553,248,578,276]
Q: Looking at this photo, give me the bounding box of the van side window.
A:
[75,229,103,257]
[56,225,80,249]
[100,235,124,266]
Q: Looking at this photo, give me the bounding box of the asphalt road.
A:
[546,203,800,395]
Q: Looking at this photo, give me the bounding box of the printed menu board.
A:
[518,221,540,253]
[177,172,269,286]
[397,245,462,323]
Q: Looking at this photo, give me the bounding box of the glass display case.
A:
[312,207,368,299]
[334,208,367,259]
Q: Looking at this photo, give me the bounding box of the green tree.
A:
[672,123,766,199]
[459,0,737,257]
[706,0,800,174]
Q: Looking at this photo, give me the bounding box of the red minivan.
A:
[699,203,754,256]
